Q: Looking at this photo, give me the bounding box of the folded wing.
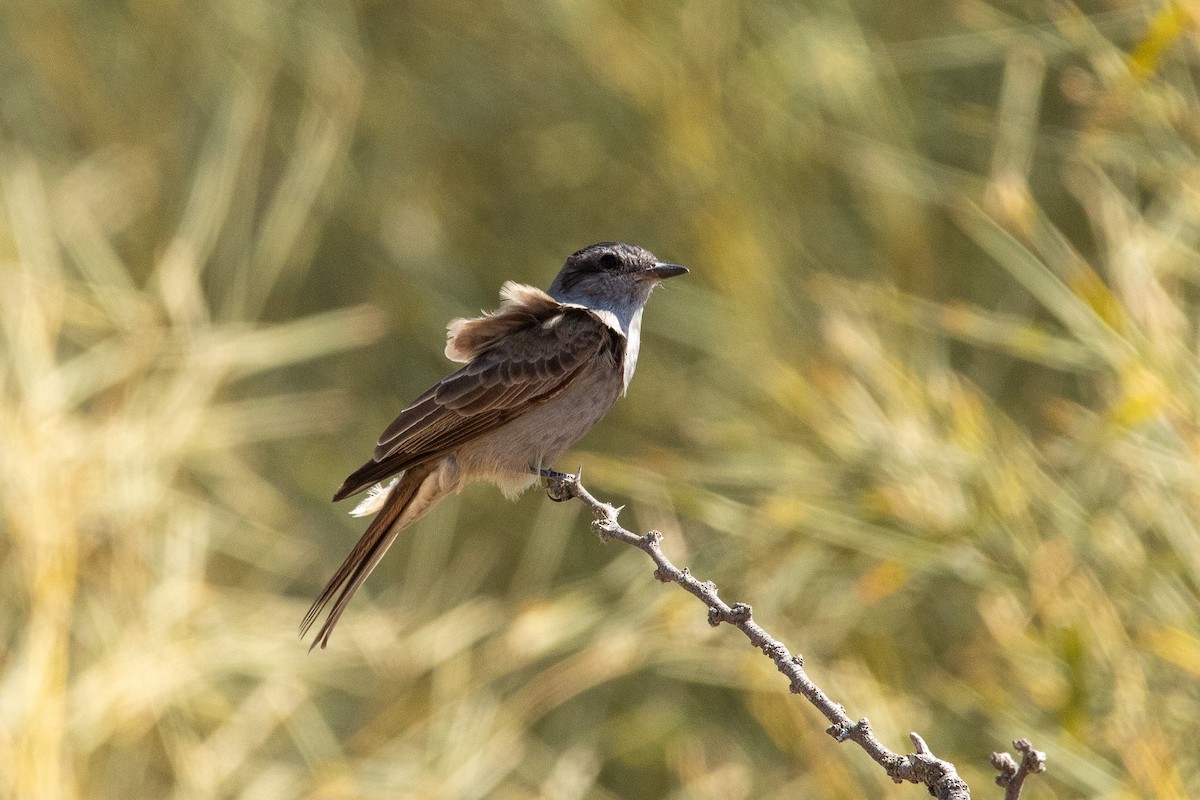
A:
[334,295,622,501]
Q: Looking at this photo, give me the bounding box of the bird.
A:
[301,242,688,649]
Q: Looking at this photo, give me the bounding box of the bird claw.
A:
[533,466,579,502]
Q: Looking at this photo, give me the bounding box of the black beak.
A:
[642,262,690,281]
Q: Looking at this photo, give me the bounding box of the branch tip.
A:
[1013,739,1046,773]
[991,752,1018,781]
[992,738,1046,799]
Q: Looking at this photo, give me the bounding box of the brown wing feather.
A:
[443,282,561,362]
[333,306,619,501]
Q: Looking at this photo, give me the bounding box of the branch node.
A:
[883,758,907,784]
[706,603,753,628]
[644,530,664,546]
[828,718,871,742]
[761,641,788,662]
[728,602,753,622]
[790,653,804,668]
[591,518,618,542]
[652,567,672,583]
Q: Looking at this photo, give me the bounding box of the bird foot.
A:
[533,466,582,502]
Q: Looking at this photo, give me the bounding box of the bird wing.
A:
[443,281,563,363]
[333,304,622,501]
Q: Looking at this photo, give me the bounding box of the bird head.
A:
[547,242,688,329]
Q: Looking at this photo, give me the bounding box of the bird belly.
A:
[452,364,623,498]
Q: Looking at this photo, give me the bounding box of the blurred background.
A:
[2,0,1200,797]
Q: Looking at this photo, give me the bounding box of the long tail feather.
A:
[301,461,439,650]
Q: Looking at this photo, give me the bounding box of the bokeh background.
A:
[3,0,1200,797]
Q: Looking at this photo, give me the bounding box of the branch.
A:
[991,739,1047,800]
[544,472,1046,800]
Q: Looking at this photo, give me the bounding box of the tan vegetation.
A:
[2,1,1199,797]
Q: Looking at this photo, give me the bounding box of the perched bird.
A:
[302,242,688,648]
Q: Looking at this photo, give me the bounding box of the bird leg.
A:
[533,465,582,502]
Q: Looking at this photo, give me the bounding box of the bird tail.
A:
[301,460,445,650]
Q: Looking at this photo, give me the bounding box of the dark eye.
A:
[599,252,620,271]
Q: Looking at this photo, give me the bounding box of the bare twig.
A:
[545,472,1046,800]
[991,739,1047,800]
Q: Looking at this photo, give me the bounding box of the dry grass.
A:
[3,1,1200,798]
